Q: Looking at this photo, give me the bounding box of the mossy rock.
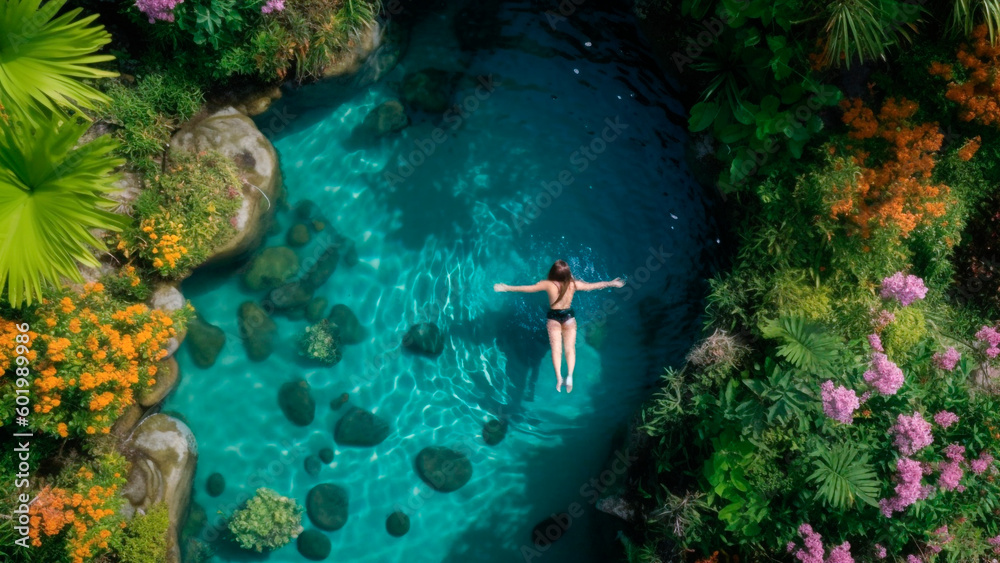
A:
[330,393,349,410]
[482,418,508,446]
[334,407,390,447]
[306,298,329,322]
[287,223,311,247]
[306,484,349,531]
[267,281,314,311]
[415,446,472,492]
[329,304,365,345]
[185,313,226,368]
[237,301,278,361]
[294,200,318,221]
[386,511,410,537]
[318,448,335,464]
[301,245,340,290]
[403,323,445,356]
[349,100,409,145]
[401,69,455,113]
[297,529,331,560]
[242,246,300,291]
[206,473,226,497]
[304,455,322,477]
[278,380,316,426]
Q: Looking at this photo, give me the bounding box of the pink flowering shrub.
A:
[821,381,860,424]
[135,0,183,22]
[932,347,961,371]
[874,544,887,559]
[933,410,959,428]
[976,326,1000,359]
[989,535,1000,554]
[787,524,854,563]
[880,272,928,307]
[880,457,932,517]
[261,0,284,13]
[938,444,965,492]
[892,412,934,455]
[970,452,994,475]
[864,353,905,395]
[868,333,884,352]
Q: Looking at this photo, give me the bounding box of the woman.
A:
[494,260,624,392]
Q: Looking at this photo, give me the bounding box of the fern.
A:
[807,444,880,510]
[761,316,842,373]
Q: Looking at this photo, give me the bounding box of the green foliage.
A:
[0,0,116,118]
[702,430,770,541]
[950,0,1000,43]
[0,112,127,307]
[806,443,880,510]
[112,503,170,563]
[299,319,342,365]
[101,74,203,167]
[820,0,919,69]
[760,316,842,373]
[736,356,815,434]
[881,306,927,359]
[227,488,303,553]
[765,269,832,321]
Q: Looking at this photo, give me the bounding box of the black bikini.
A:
[547,308,575,324]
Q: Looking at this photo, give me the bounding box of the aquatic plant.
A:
[299,320,343,365]
[227,488,303,552]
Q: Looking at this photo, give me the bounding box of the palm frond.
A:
[761,316,842,373]
[951,0,1000,43]
[820,0,918,69]
[0,0,117,117]
[807,443,880,509]
[0,110,128,307]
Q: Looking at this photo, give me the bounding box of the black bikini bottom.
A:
[546,308,575,324]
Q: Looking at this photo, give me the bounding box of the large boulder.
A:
[137,356,180,407]
[328,304,364,345]
[297,529,332,560]
[306,484,349,531]
[482,418,508,446]
[237,301,278,361]
[121,414,198,563]
[348,100,408,146]
[242,247,300,291]
[172,107,281,264]
[334,407,389,447]
[401,69,456,113]
[184,313,225,368]
[403,323,445,356]
[279,380,316,426]
[414,446,472,492]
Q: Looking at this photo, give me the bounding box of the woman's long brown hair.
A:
[547,260,574,305]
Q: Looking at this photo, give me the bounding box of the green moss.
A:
[227,488,303,553]
[112,503,170,563]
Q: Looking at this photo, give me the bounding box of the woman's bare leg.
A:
[563,319,577,393]
[547,320,564,391]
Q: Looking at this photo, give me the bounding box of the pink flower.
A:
[794,523,825,563]
[932,347,960,371]
[971,452,994,475]
[977,326,1000,359]
[989,535,1000,554]
[868,333,884,352]
[261,0,284,13]
[821,380,860,424]
[135,0,183,22]
[938,460,963,491]
[892,412,934,456]
[907,556,922,563]
[933,410,959,429]
[874,309,896,330]
[880,272,928,307]
[944,443,966,462]
[880,457,930,517]
[864,353,905,395]
[874,544,887,559]
[825,542,854,563]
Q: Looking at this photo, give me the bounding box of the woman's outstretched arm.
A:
[575,278,625,291]
[494,281,549,293]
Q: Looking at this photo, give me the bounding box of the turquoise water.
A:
[165,2,719,562]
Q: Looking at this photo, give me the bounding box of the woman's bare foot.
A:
[556,375,564,392]
[566,376,573,393]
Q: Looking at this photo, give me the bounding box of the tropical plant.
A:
[0,112,127,307]
[760,316,842,373]
[806,443,880,510]
[227,488,303,552]
[819,0,919,69]
[112,503,170,563]
[951,0,1000,44]
[0,0,116,117]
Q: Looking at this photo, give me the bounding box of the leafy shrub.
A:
[881,305,927,359]
[227,488,303,552]
[117,151,242,278]
[299,320,342,365]
[100,265,153,302]
[112,503,169,563]
[764,269,832,321]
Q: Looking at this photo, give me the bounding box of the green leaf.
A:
[807,444,881,509]
[717,499,745,522]
[717,123,751,144]
[761,317,842,372]
[689,101,720,132]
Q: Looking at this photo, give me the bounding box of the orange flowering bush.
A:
[0,283,190,435]
[826,98,953,239]
[28,451,129,563]
[930,25,1000,127]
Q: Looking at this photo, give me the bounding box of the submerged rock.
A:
[279,380,316,426]
[402,69,455,113]
[305,297,329,322]
[304,456,322,477]
[349,100,408,145]
[386,511,410,537]
[403,323,445,356]
[415,446,472,492]
[328,304,365,345]
[242,246,299,291]
[206,473,225,497]
[288,223,311,247]
[318,448,335,464]
[268,281,314,311]
[334,407,390,447]
[301,245,340,290]
[185,313,226,368]
[297,529,331,560]
[330,393,350,410]
[237,301,278,361]
[532,513,571,547]
[342,240,359,267]
[482,418,508,446]
[306,484,349,531]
